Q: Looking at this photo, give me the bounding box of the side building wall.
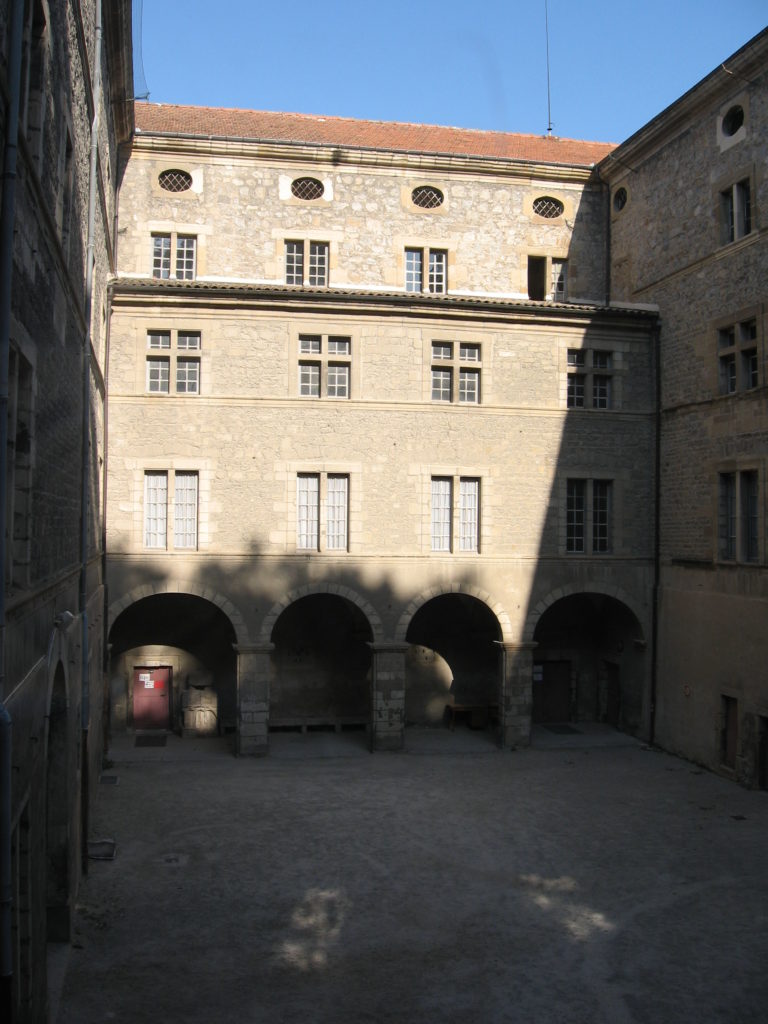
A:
[0,2,132,1019]
[604,29,768,784]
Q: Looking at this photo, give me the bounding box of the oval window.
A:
[613,187,628,212]
[412,185,444,209]
[532,195,564,219]
[722,105,744,137]
[158,169,192,193]
[291,177,324,200]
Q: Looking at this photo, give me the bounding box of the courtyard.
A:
[54,728,768,1023]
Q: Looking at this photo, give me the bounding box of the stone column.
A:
[234,643,274,756]
[369,642,409,751]
[498,641,537,748]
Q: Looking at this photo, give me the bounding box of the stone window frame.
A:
[527,253,569,301]
[290,327,356,399]
[562,343,624,411]
[559,473,623,556]
[403,246,449,294]
[289,465,360,554]
[284,239,330,287]
[714,307,761,396]
[151,231,198,280]
[717,92,749,153]
[422,467,487,555]
[715,463,762,565]
[143,469,201,551]
[714,166,755,248]
[144,329,202,396]
[523,192,571,224]
[428,340,482,405]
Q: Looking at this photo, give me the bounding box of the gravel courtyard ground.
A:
[54,728,768,1024]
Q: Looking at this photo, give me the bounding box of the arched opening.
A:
[46,663,70,942]
[109,594,237,738]
[270,594,373,731]
[532,593,646,733]
[405,594,502,730]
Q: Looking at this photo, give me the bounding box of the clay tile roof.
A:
[134,103,616,167]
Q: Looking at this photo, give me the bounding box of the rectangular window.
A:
[431,477,452,552]
[459,478,480,552]
[551,258,567,300]
[285,240,304,284]
[297,474,320,550]
[174,472,198,549]
[177,331,201,351]
[431,367,452,402]
[566,479,586,553]
[717,318,759,393]
[720,178,752,244]
[152,233,197,279]
[326,475,349,550]
[741,471,759,563]
[299,335,321,354]
[718,472,736,560]
[592,375,612,409]
[299,362,320,397]
[567,349,614,409]
[405,248,423,292]
[147,331,201,394]
[308,242,329,286]
[592,480,612,553]
[326,364,349,398]
[459,369,480,404]
[152,235,171,279]
[144,472,168,548]
[428,250,447,293]
[147,358,170,393]
[297,334,351,398]
[176,358,200,394]
[406,248,447,293]
[430,341,482,404]
[567,373,585,408]
[6,348,34,588]
[286,241,329,286]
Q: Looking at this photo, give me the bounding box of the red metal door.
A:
[133,667,171,729]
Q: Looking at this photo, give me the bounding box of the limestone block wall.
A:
[118,142,608,302]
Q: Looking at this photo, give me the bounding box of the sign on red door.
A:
[133,667,171,729]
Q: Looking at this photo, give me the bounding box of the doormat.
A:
[135,734,167,747]
[543,724,581,735]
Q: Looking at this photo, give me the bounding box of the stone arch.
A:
[395,583,512,644]
[109,580,249,646]
[523,584,647,644]
[260,583,384,644]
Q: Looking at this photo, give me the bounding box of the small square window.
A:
[148,331,171,350]
[299,335,322,354]
[328,336,350,356]
[459,344,480,362]
[432,342,453,360]
[177,331,201,351]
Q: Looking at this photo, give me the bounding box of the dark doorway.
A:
[533,593,646,734]
[405,593,501,726]
[270,594,372,729]
[532,661,571,723]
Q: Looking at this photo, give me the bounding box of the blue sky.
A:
[134,1,767,143]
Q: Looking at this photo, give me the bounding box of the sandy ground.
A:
[53,727,768,1023]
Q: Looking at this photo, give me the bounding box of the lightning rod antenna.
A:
[545,0,553,135]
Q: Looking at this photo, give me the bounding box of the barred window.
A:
[412,185,444,209]
[159,169,192,193]
[291,177,324,201]
[533,195,564,218]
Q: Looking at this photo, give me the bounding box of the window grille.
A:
[291,177,324,200]
[533,195,564,218]
[412,185,444,209]
[159,169,192,193]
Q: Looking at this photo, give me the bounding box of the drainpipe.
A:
[80,0,103,872]
[0,0,25,1015]
[649,321,661,746]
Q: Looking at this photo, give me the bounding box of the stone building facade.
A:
[107,108,657,756]
[601,28,768,785]
[0,2,132,1019]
